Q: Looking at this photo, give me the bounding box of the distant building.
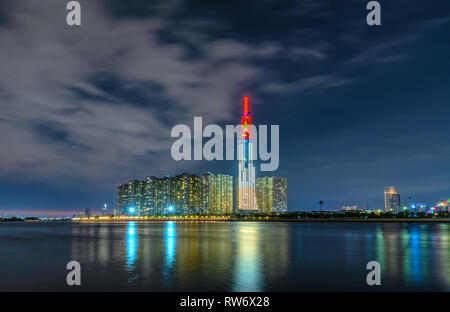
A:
[273,178,288,213]
[436,200,450,212]
[85,208,91,217]
[384,186,400,213]
[116,184,129,215]
[342,205,358,211]
[256,177,288,213]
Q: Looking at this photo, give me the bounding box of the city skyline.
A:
[112,96,287,217]
[1,1,450,217]
[114,171,287,216]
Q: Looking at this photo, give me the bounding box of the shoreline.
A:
[72,218,450,223]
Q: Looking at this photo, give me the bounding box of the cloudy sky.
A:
[0,0,450,216]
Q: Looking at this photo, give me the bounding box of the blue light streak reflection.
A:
[162,221,177,286]
[126,221,139,282]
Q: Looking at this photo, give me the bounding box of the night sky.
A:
[1,0,450,216]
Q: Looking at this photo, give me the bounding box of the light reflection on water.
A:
[232,224,262,291]
[0,221,447,291]
[409,226,422,284]
[165,221,176,268]
[162,221,176,286]
[126,221,138,282]
[67,222,450,291]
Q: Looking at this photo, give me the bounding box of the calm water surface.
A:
[0,221,448,291]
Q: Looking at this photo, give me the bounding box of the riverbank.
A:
[72,217,450,223]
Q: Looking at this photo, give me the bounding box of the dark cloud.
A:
[33,121,91,151]
[106,0,165,19]
[34,121,72,143]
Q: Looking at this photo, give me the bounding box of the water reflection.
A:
[164,222,176,267]
[126,222,138,282]
[375,226,385,271]
[162,221,176,286]
[372,223,450,289]
[409,226,422,284]
[67,222,449,291]
[438,224,450,287]
[401,228,412,285]
[232,224,262,291]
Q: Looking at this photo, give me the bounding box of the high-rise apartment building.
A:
[384,186,400,213]
[128,180,146,215]
[116,184,129,215]
[115,180,145,215]
[256,177,288,213]
[148,175,171,215]
[170,173,203,215]
[273,177,288,213]
[203,173,233,214]
[216,174,233,214]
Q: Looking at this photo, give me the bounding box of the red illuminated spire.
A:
[243,96,249,114]
[241,96,252,139]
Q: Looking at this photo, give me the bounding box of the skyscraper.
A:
[256,177,288,213]
[216,174,233,214]
[237,96,258,212]
[384,186,400,213]
[128,180,146,215]
[273,177,288,213]
[170,173,202,215]
[116,184,129,215]
[203,173,233,215]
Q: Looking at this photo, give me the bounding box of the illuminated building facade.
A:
[145,176,170,215]
[116,184,129,214]
[170,173,203,215]
[435,200,450,212]
[203,173,233,214]
[237,96,258,212]
[128,180,146,215]
[256,177,288,213]
[256,177,272,213]
[384,186,400,212]
[216,174,233,214]
[342,205,358,211]
[273,177,288,213]
[115,180,146,215]
[117,172,232,215]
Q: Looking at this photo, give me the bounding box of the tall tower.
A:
[384,186,400,213]
[238,96,258,212]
